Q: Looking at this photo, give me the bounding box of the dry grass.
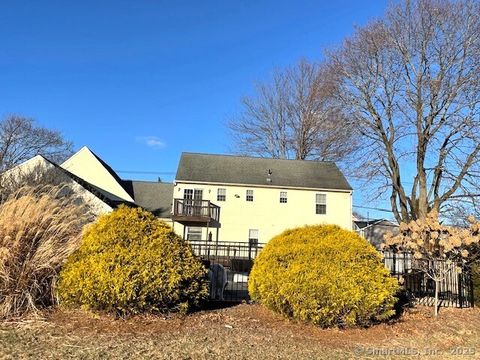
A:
[1,304,479,359]
[0,185,91,319]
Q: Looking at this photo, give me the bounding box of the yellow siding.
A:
[173,181,352,243]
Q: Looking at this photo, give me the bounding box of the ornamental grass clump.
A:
[0,185,91,319]
[248,225,399,328]
[57,206,209,316]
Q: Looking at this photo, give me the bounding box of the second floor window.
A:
[217,188,226,201]
[246,189,254,202]
[280,191,287,203]
[184,189,193,200]
[316,193,327,214]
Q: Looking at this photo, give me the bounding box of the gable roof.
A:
[40,155,130,207]
[175,153,352,191]
[61,147,135,203]
[3,154,124,208]
[121,180,173,218]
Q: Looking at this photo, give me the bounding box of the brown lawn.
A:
[1,304,479,359]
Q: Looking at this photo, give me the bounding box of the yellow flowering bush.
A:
[57,206,208,315]
[248,225,399,328]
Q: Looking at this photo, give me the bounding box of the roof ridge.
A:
[180,152,338,164]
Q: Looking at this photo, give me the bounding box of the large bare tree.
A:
[229,60,356,161]
[327,0,480,223]
[0,115,73,172]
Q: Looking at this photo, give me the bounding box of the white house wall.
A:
[61,147,134,203]
[2,155,112,217]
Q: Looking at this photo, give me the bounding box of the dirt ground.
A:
[1,303,479,359]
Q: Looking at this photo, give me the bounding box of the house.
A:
[171,153,352,244]
[59,147,175,222]
[353,218,399,249]
[1,147,174,220]
[0,154,115,215]
[5,148,353,245]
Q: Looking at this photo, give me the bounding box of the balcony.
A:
[172,198,220,224]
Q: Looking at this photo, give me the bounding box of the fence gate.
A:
[189,240,264,302]
[382,251,474,308]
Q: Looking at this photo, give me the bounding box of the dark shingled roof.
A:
[121,180,174,218]
[175,153,352,191]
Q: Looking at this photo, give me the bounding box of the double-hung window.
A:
[316,193,327,214]
[280,191,287,203]
[246,189,254,202]
[217,188,226,202]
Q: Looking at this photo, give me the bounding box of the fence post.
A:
[458,267,463,308]
[392,252,396,277]
[470,266,475,308]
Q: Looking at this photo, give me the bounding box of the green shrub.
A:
[248,225,399,328]
[57,206,208,315]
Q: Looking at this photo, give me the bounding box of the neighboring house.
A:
[61,146,135,204]
[1,154,114,215]
[171,153,352,244]
[2,147,174,221]
[353,218,399,249]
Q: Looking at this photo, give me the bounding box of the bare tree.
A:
[0,115,73,172]
[228,59,356,161]
[326,0,480,223]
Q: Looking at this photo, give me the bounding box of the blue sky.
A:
[0,0,390,219]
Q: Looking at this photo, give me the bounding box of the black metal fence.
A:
[188,241,474,307]
[382,251,474,308]
[188,240,264,302]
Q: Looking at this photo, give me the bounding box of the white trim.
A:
[174,180,352,194]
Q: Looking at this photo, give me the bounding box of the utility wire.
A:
[115,170,176,175]
[353,205,393,213]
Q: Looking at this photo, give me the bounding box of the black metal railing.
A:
[187,243,474,307]
[173,199,220,222]
[188,240,264,302]
[382,251,474,308]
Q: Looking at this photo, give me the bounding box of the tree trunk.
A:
[434,279,439,318]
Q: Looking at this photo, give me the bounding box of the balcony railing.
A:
[172,198,220,223]
[188,239,264,261]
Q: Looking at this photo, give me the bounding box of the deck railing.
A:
[173,199,220,222]
[188,239,264,261]
[187,240,265,302]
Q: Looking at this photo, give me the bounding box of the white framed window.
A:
[248,229,259,247]
[246,189,254,202]
[316,193,327,214]
[217,188,226,201]
[184,189,193,199]
[187,227,202,241]
[280,191,287,203]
